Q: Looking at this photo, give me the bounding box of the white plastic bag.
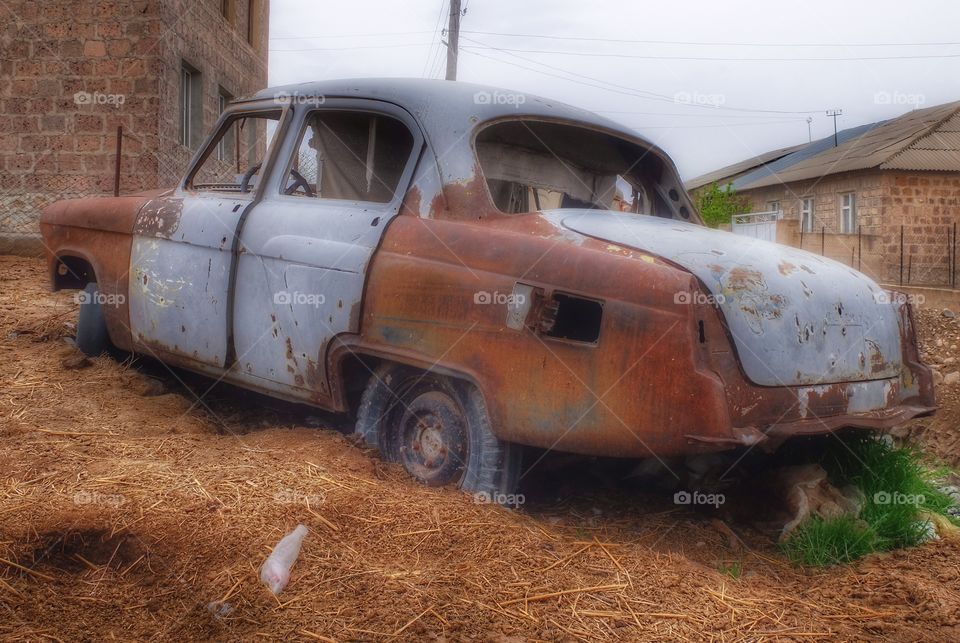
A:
[260,524,308,594]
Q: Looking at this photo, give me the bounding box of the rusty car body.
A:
[41,79,935,496]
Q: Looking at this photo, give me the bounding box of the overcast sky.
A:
[267,0,960,180]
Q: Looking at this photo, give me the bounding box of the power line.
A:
[270,43,434,52]
[271,30,434,40]
[461,30,960,48]
[460,44,960,62]
[422,0,448,78]
[457,36,821,115]
[595,110,812,119]
[636,119,808,130]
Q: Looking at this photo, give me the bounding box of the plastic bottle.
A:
[260,524,308,594]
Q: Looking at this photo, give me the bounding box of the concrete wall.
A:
[774,218,885,283]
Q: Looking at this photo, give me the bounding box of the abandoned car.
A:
[41,79,935,496]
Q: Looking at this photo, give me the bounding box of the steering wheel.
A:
[240,163,314,197]
[284,168,314,196]
[239,162,261,193]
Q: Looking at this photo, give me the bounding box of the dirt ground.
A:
[2,254,960,642]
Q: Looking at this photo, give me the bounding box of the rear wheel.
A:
[75,282,109,356]
[355,364,521,498]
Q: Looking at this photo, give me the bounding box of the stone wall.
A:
[0,0,268,252]
[735,170,960,286]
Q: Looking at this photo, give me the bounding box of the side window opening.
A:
[475,120,679,219]
[285,111,414,203]
[189,110,281,192]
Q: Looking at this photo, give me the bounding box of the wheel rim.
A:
[395,390,468,486]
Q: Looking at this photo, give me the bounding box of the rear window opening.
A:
[475,120,688,219]
[543,293,603,344]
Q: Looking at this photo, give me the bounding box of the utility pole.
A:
[445,0,462,81]
[826,109,842,147]
[806,116,812,142]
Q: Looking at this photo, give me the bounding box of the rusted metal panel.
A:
[129,195,242,366]
[40,195,155,352]
[356,214,736,458]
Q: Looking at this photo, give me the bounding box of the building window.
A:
[767,200,780,214]
[180,62,202,150]
[840,192,856,234]
[247,0,260,51]
[217,88,233,161]
[221,0,235,24]
[800,197,814,233]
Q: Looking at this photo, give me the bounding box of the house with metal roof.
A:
[687,101,960,287]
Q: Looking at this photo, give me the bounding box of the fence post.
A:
[857,224,862,271]
[899,225,904,286]
[948,224,953,288]
[821,226,825,256]
[113,125,122,197]
[950,221,957,288]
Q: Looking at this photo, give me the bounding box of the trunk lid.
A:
[549,210,902,387]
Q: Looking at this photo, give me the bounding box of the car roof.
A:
[243,77,658,150]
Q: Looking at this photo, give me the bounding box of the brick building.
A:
[687,101,960,287]
[0,0,270,252]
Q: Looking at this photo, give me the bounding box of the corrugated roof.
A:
[691,100,960,192]
[684,142,805,189]
[881,112,960,171]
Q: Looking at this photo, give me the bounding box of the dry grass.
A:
[2,255,960,641]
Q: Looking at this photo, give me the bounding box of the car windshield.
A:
[475,120,681,218]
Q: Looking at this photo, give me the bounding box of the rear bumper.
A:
[687,402,935,448]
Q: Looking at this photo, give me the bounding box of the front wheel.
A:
[355,364,521,499]
[75,282,109,356]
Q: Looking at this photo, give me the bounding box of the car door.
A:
[229,100,423,400]
[128,104,286,368]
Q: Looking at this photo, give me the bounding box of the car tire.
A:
[76,282,109,356]
[355,363,521,499]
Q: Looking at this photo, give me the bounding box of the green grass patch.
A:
[781,435,958,566]
[781,515,878,566]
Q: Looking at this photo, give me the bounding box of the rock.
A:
[888,425,914,440]
[943,357,956,366]
[945,372,960,386]
[773,464,864,541]
[61,354,92,369]
[944,309,956,318]
[140,378,167,397]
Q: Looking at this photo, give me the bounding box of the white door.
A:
[229,102,423,399]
